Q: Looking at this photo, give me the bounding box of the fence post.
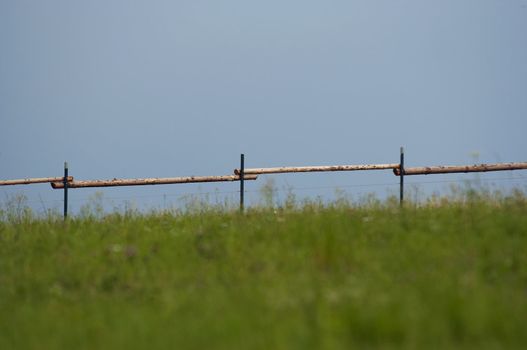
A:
[240,154,245,212]
[63,161,69,219]
[400,147,404,206]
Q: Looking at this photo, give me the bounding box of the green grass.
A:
[1,191,527,349]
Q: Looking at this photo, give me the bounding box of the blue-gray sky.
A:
[1,1,527,212]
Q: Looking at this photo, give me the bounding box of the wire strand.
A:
[12,174,527,205]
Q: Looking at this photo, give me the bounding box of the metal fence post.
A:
[400,147,404,206]
[63,161,69,219]
[240,154,245,212]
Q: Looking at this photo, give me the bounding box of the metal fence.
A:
[2,147,527,218]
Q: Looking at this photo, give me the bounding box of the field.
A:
[1,190,527,349]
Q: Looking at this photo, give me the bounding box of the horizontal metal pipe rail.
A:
[393,162,527,176]
[51,174,257,189]
[0,176,73,186]
[234,163,400,175]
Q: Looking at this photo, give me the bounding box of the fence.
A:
[1,147,527,219]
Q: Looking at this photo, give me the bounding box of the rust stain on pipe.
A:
[51,174,257,189]
[234,163,400,175]
[393,162,527,176]
[0,176,73,186]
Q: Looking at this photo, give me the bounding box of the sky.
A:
[1,0,527,213]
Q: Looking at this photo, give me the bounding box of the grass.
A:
[1,189,527,349]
